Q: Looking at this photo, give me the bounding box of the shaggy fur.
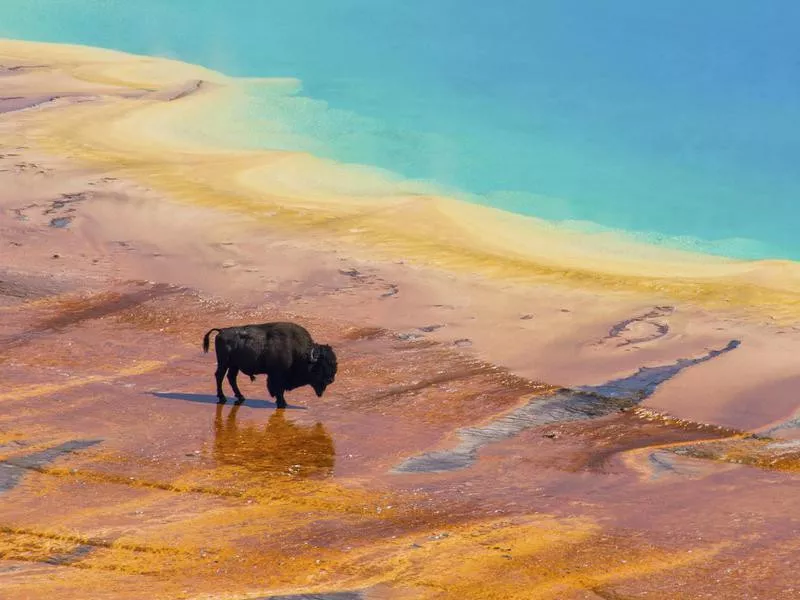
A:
[203,322,337,408]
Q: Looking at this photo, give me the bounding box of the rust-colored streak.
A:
[35,284,184,331]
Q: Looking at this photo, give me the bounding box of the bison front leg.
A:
[226,367,246,403]
[266,374,288,409]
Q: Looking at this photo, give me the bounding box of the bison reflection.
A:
[213,404,335,478]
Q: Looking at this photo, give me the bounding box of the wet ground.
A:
[1,278,798,599]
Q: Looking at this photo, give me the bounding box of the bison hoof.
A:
[276,401,287,409]
[234,395,246,404]
[216,396,227,404]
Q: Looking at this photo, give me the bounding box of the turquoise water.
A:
[3,1,800,260]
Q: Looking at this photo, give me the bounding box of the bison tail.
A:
[202,328,222,353]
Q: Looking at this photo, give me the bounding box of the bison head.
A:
[308,343,338,397]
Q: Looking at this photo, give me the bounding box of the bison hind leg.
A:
[215,365,228,404]
[226,367,246,402]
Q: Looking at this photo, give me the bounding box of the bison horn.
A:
[309,345,320,363]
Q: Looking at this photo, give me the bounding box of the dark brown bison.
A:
[202,322,337,408]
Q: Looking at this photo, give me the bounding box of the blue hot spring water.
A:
[3,0,800,260]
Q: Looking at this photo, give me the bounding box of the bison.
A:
[202,322,337,408]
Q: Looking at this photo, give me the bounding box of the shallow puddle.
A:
[1,439,101,493]
[394,340,741,473]
[261,593,364,600]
